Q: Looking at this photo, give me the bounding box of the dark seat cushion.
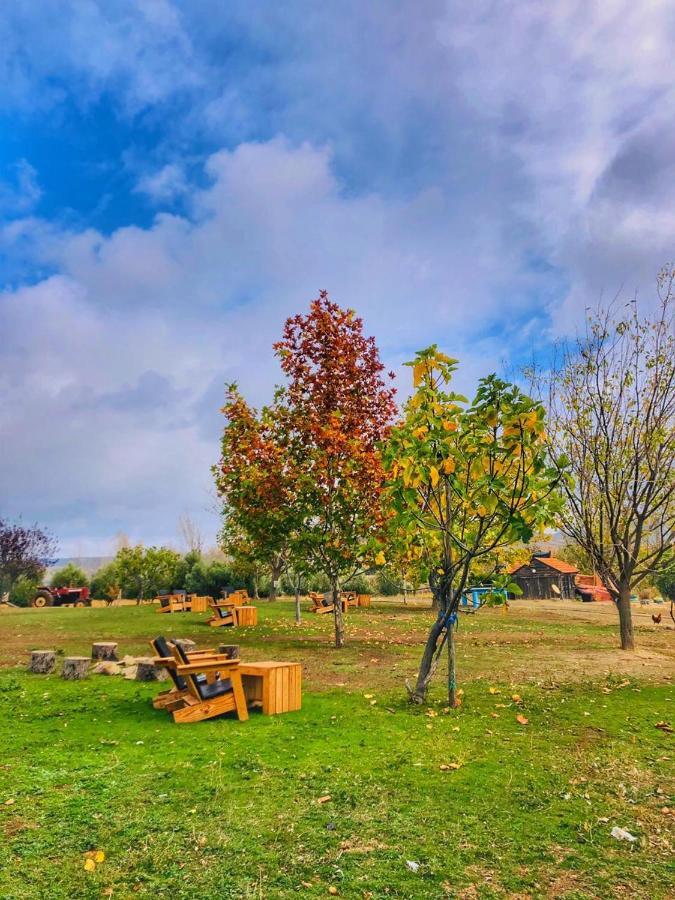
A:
[216,605,234,620]
[196,678,233,701]
[153,636,187,691]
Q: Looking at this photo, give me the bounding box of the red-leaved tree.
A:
[214,386,299,602]
[275,291,396,647]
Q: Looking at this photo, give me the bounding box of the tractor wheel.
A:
[31,591,53,609]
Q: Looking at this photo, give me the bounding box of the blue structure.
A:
[460,585,507,609]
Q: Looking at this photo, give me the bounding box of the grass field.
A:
[0,599,673,899]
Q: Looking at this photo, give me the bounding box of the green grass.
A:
[0,603,673,898]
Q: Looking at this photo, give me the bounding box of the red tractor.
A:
[31,586,91,608]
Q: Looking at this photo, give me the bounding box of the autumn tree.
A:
[384,348,562,705]
[215,386,299,601]
[274,291,396,647]
[534,269,675,650]
[0,517,57,599]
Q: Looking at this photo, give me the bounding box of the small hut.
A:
[509,552,578,599]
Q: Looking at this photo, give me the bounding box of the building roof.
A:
[509,556,579,575]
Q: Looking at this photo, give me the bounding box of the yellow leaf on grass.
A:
[511,694,522,703]
[317,795,332,804]
[440,762,462,771]
[488,687,498,694]
[84,859,96,873]
[94,851,105,863]
[516,714,529,725]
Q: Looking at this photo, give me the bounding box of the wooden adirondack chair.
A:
[309,592,349,614]
[207,599,237,627]
[161,643,249,723]
[156,593,189,613]
[150,636,224,709]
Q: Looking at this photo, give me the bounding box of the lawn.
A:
[0,600,673,899]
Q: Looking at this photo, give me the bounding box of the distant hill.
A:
[47,557,114,576]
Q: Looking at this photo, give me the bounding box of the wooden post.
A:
[61,657,90,680]
[29,650,56,674]
[172,638,196,653]
[91,642,119,661]
[218,645,240,659]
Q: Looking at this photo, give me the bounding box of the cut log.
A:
[61,657,90,680]
[135,658,168,682]
[91,642,119,661]
[218,644,240,659]
[172,638,197,653]
[29,650,56,674]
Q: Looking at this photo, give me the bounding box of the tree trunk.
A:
[447,625,458,707]
[617,584,635,650]
[332,578,344,648]
[253,574,260,599]
[410,612,445,703]
[294,577,302,624]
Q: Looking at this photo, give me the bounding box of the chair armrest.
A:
[153,656,177,668]
[176,659,240,676]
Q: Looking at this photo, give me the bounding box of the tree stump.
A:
[218,644,240,659]
[135,658,168,682]
[92,642,119,661]
[61,657,90,680]
[172,638,196,653]
[29,650,56,674]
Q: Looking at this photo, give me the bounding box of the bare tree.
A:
[177,513,204,556]
[535,267,675,650]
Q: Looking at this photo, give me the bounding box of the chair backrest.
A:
[172,641,234,701]
[151,636,187,690]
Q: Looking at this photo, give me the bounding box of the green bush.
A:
[9,575,40,607]
[51,563,89,589]
[376,569,404,596]
[89,562,120,601]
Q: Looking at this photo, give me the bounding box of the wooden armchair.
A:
[160,642,249,723]
[309,592,349,614]
[207,599,237,627]
[156,593,189,614]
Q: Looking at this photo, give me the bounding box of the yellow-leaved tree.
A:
[383,347,563,705]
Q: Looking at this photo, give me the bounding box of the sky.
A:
[1,1,674,557]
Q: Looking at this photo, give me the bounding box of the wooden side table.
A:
[239,661,302,715]
[235,606,258,626]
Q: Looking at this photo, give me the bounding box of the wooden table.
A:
[239,661,302,715]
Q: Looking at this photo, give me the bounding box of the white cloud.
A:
[0,138,537,552]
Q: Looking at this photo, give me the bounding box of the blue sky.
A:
[1,1,674,556]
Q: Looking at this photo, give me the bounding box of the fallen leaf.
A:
[4,798,16,806]
[655,721,673,734]
[488,687,498,694]
[328,887,339,896]
[516,714,529,725]
[84,859,96,873]
[94,850,105,863]
[439,762,462,771]
[511,694,522,703]
[317,795,332,804]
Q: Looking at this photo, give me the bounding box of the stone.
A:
[91,642,119,661]
[123,666,139,680]
[121,654,139,667]
[29,650,57,674]
[218,644,240,659]
[61,657,90,680]
[92,661,122,676]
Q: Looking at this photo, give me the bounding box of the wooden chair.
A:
[309,592,348,614]
[156,593,189,614]
[228,589,251,605]
[207,599,237,627]
[149,636,226,709]
[162,643,249,724]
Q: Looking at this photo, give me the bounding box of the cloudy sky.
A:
[1,1,674,556]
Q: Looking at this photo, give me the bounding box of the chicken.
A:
[652,613,662,624]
